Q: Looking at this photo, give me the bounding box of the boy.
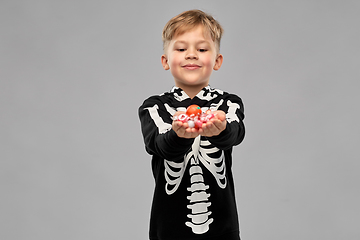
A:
[139,10,245,240]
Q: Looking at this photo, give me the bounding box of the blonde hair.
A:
[162,10,224,53]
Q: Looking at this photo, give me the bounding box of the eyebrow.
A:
[173,40,210,45]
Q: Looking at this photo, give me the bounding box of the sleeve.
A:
[138,96,194,162]
[207,94,245,150]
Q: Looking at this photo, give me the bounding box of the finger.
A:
[184,128,199,138]
[185,127,198,133]
[198,127,204,134]
[172,122,180,132]
[172,121,183,131]
[199,125,214,136]
[199,128,211,137]
[176,122,189,137]
[212,119,226,132]
[215,111,226,121]
[182,122,189,128]
[189,131,200,138]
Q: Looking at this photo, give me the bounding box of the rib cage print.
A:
[164,136,226,234]
[153,87,241,235]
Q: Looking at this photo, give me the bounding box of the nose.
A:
[185,48,198,60]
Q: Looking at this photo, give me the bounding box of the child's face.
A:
[161,26,223,90]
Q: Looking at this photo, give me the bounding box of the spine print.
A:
[185,163,213,234]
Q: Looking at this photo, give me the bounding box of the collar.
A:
[170,85,223,102]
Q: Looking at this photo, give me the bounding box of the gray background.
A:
[1,0,359,239]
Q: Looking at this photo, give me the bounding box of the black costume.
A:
[139,86,245,240]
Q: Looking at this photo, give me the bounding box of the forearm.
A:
[207,120,245,150]
[139,101,194,161]
[144,128,194,161]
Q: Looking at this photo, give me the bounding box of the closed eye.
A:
[199,49,208,52]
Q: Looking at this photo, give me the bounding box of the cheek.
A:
[202,55,216,67]
[168,53,182,67]
[169,60,178,68]
[202,61,215,75]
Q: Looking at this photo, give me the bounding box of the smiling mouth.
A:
[182,64,201,70]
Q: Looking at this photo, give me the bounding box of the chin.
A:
[183,79,208,85]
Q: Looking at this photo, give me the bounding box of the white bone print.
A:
[185,158,214,234]
[164,136,227,234]
[226,100,241,123]
[145,104,172,134]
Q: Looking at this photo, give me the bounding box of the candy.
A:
[173,105,216,129]
[177,113,189,123]
[205,113,214,121]
[188,120,195,128]
[186,105,202,118]
[195,119,203,128]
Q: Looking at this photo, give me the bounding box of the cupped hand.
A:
[198,110,226,137]
[172,111,200,139]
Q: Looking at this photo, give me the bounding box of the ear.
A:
[213,54,223,71]
[161,54,170,70]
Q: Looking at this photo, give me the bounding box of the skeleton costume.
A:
[139,86,245,240]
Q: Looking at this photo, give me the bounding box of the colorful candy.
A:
[186,105,202,118]
[174,105,215,129]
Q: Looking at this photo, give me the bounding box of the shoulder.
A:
[206,87,245,117]
[204,86,243,102]
[139,91,173,109]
